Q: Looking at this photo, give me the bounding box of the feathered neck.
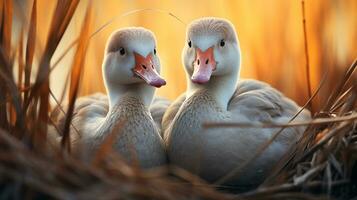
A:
[105,83,154,111]
[186,68,239,110]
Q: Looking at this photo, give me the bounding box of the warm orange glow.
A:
[32,0,357,109]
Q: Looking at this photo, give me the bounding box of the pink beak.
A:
[133,53,166,88]
[191,47,216,84]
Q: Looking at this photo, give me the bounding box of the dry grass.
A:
[0,0,356,199]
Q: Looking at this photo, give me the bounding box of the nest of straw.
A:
[0,0,356,199]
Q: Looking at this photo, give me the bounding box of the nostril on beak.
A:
[142,64,147,69]
[197,59,200,65]
[151,65,154,69]
[205,59,209,64]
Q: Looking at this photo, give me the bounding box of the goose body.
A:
[53,28,167,168]
[163,18,311,187]
[78,95,166,167]
[53,94,170,138]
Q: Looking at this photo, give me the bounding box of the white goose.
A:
[53,27,167,168]
[163,18,311,188]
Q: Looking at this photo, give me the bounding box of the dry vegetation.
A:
[0,0,356,199]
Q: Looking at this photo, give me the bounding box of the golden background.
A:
[29,0,357,108]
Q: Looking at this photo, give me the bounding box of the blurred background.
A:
[15,0,357,110]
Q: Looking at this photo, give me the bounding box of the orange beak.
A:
[133,53,166,88]
[191,47,216,84]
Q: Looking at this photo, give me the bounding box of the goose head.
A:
[182,17,240,85]
[102,27,166,107]
[103,27,165,88]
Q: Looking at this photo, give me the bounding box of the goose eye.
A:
[220,40,225,47]
[119,47,126,55]
[154,48,157,55]
[188,40,192,48]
